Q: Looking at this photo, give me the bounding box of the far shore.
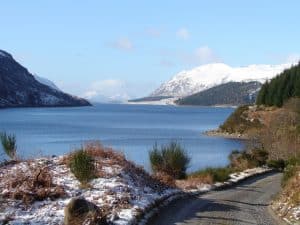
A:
[204,129,249,140]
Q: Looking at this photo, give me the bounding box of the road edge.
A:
[268,205,290,225]
[136,168,277,225]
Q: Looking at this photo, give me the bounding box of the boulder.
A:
[64,197,108,225]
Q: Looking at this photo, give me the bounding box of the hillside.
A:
[176,81,261,106]
[151,63,291,97]
[256,62,300,107]
[0,50,91,108]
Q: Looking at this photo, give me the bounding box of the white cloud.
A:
[82,79,157,103]
[180,46,221,65]
[194,46,220,64]
[176,28,190,40]
[110,38,134,51]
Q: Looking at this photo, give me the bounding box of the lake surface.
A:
[0,104,243,172]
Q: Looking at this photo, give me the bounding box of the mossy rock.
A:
[64,197,108,225]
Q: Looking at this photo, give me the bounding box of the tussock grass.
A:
[149,141,190,179]
[0,132,17,160]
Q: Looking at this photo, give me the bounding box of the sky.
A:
[1,0,300,101]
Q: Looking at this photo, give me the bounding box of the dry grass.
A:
[176,175,213,190]
[1,161,66,204]
[153,172,176,187]
[63,141,171,192]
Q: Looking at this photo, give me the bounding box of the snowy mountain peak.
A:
[151,62,293,97]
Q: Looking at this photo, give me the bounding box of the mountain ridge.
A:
[151,63,292,97]
[0,49,91,108]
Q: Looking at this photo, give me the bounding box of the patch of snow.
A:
[0,157,178,225]
[40,93,60,105]
[33,75,61,91]
[0,50,10,58]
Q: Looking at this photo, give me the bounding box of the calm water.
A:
[0,104,243,172]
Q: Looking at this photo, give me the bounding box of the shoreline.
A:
[203,130,249,140]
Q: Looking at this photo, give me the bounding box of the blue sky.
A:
[1,0,300,100]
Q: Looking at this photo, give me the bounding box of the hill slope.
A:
[256,62,300,107]
[176,81,261,106]
[0,50,91,108]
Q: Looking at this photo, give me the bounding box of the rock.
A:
[64,197,108,225]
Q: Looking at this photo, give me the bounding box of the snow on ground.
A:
[0,151,273,225]
[0,156,179,225]
[177,167,271,193]
[271,171,300,224]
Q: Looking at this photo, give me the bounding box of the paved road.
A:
[148,172,283,225]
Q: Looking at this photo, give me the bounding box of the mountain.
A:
[151,63,292,97]
[176,81,262,106]
[33,75,61,91]
[128,96,173,102]
[0,49,91,108]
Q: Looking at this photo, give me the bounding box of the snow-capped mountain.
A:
[151,63,292,97]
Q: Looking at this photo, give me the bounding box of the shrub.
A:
[250,148,268,166]
[190,167,233,183]
[267,159,286,171]
[0,132,17,160]
[69,149,96,185]
[229,148,268,171]
[282,165,300,187]
[149,142,190,179]
[281,157,300,187]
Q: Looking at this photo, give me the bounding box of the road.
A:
[148,172,284,225]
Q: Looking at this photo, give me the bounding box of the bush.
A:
[281,157,300,187]
[250,148,268,166]
[0,132,17,160]
[282,165,300,187]
[149,142,190,179]
[267,159,286,171]
[229,148,268,171]
[69,149,96,185]
[190,167,233,183]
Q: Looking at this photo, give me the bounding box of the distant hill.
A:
[256,62,300,107]
[0,49,91,108]
[176,81,262,106]
[128,96,173,102]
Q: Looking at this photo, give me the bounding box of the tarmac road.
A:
[148,172,284,225]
